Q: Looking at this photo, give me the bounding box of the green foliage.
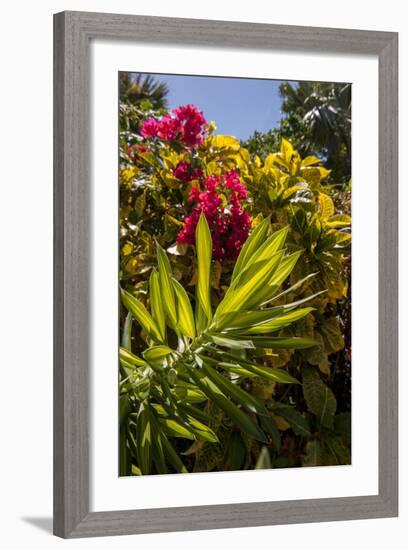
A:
[119,72,169,110]
[243,81,351,185]
[120,216,321,474]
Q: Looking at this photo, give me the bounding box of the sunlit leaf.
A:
[201,360,268,416]
[255,446,272,469]
[143,344,173,364]
[318,192,335,219]
[121,312,132,351]
[206,334,255,350]
[136,402,152,474]
[223,307,314,335]
[158,417,196,440]
[172,277,195,338]
[210,350,300,385]
[120,346,148,369]
[231,216,270,282]
[149,270,166,341]
[156,244,178,328]
[190,369,268,443]
[245,335,317,350]
[121,289,162,343]
[216,250,284,318]
[195,214,213,328]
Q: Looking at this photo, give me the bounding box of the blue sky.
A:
[136,73,291,140]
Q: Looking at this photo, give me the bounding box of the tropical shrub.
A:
[120,215,321,474]
[243,81,351,185]
[119,98,351,474]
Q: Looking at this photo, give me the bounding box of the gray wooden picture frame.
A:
[53,10,398,538]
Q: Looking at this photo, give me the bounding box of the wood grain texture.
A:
[378,34,398,513]
[53,10,398,538]
[53,11,90,537]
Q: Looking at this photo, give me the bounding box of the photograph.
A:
[118,71,352,476]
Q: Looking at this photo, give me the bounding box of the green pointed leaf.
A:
[174,382,207,403]
[186,415,219,443]
[255,446,272,469]
[224,432,247,470]
[121,312,132,350]
[216,250,284,319]
[195,301,209,335]
[225,335,317,350]
[136,402,152,474]
[220,307,314,334]
[227,228,289,297]
[156,244,178,328]
[143,344,173,364]
[228,259,270,292]
[147,412,168,474]
[262,290,326,312]
[158,417,196,440]
[231,216,270,282]
[126,421,139,460]
[250,250,303,308]
[178,402,213,424]
[262,272,318,305]
[161,433,188,473]
[119,425,131,476]
[190,369,268,443]
[201,360,268,416]
[267,251,302,291]
[121,289,162,343]
[207,334,255,350]
[248,225,289,267]
[119,394,130,426]
[219,364,257,378]
[326,214,352,227]
[322,434,351,465]
[172,277,196,338]
[318,192,335,219]
[153,432,169,474]
[196,214,213,327]
[149,270,166,341]
[302,366,337,429]
[239,307,314,335]
[301,155,321,167]
[119,346,148,369]
[210,351,300,384]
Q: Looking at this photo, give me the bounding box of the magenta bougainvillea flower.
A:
[172,161,203,183]
[126,143,150,161]
[139,118,160,138]
[177,170,251,261]
[140,104,207,147]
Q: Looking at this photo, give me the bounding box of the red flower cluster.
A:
[140,104,207,147]
[126,143,149,161]
[172,161,202,183]
[177,170,251,261]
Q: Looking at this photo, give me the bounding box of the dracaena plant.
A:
[120,214,321,475]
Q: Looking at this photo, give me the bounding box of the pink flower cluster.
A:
[126,143,149,161]
[177,170,251,261]
[140,104,207,147]
[172,161,202,183]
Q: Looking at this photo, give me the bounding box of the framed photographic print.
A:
[53,11,398,538]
